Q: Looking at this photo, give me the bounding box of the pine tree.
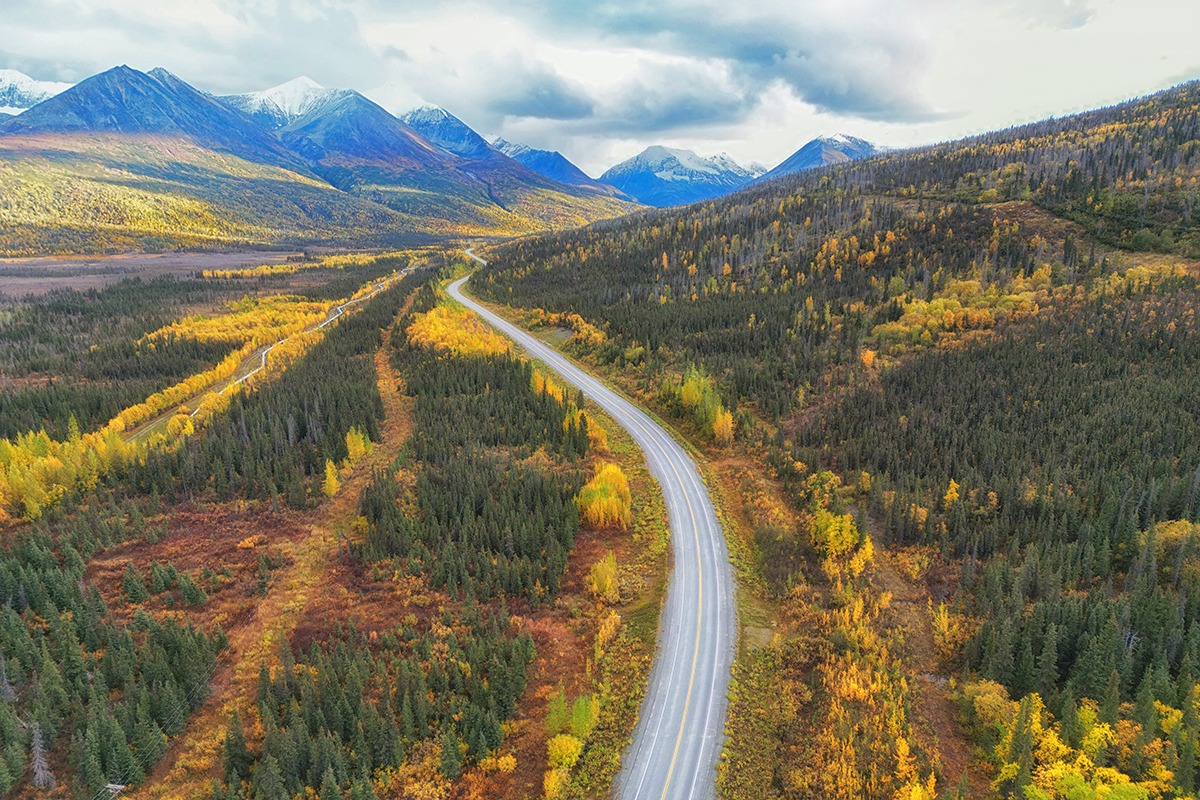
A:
[223,711,252,781]
[440,728,462,779]
[133,704,167,772]
[251,754,289,800]
[319,767,341,800]
[180,573,208,605]
[1102,669,1122,724]
[1036,623,1059,699]
[123,563,150,603]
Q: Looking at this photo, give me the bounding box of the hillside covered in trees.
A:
[473,80,1200,799]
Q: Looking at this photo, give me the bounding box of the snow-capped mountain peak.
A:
[220,76,338,128]
[491,136,531,158]
[629,145,721,177]
[0,69,73,115]
[399,105,495,159]
[600,146,761,206]
[610,146,759,181]
[400,104,451,125]
[757,133,879,183]
[257,76,326,117]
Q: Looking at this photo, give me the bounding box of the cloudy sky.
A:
[2,0,1197,174]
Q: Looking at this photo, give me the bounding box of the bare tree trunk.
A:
[31,721,56,790]
[0,654,15,702]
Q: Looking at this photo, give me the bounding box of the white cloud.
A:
[0,0,1196,174]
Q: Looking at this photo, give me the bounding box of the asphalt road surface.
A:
[449,256,736,800]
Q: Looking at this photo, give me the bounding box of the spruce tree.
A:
[440,728,461,779]
[251,755,289,800]
[123,564,150,603]
[223,711,252,781]
[319,767,341,800]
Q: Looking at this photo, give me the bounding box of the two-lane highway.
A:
[449,257,736,800]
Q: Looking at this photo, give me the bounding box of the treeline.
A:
[0,277,244,439]
[0,500,223,796]
[860,81,1200,255]
[216,615,532,800]
[0,336,236,441]
[355,285,590,602]
[129,270,429,506]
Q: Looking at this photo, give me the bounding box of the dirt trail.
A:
[871,548,990,798]
[133,318,414,800]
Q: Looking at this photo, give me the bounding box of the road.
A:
[128,271,410,441]
[450,253,736,800]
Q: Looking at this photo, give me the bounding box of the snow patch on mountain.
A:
[0,69,73,111]
[399,105,496,159]
[600,146,761,206]
[222,77,340,128]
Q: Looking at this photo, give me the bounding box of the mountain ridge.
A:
[599,145,764,207]
[492,136,629,197]
[757,133,879,182]
[0,65,309,172]
[0,65,636,254]
[0,69,73,114]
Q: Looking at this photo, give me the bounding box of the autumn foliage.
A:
[0,289,348,520]
[406,303,510,357]
[577,462,632,530]
[669,366,736,445]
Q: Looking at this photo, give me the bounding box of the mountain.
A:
[598,146,765,207]
[279,90,447,166]
[758,134,878,182]
[219,76,337,129]
[0,69,73,115]
[398,105,496,159]
[388,104,639,221]
[0,132,412,256]
[0,65,306,171]
[271,90,632,230]
[0,66,636,255]
[492,137,598,185]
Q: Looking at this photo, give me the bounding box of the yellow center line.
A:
[451,268,712,800]
[633,423,705,800]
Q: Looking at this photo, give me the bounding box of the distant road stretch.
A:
[450,252,736,800]
[128,269,411,442]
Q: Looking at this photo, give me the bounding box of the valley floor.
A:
[0,250,306,296]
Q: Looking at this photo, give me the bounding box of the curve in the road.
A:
[450,256,736,800]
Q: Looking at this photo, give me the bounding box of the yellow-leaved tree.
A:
[345,426,371,465]
[322,459,340,498]
[576,463,632,529]
[587,551,619,603]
